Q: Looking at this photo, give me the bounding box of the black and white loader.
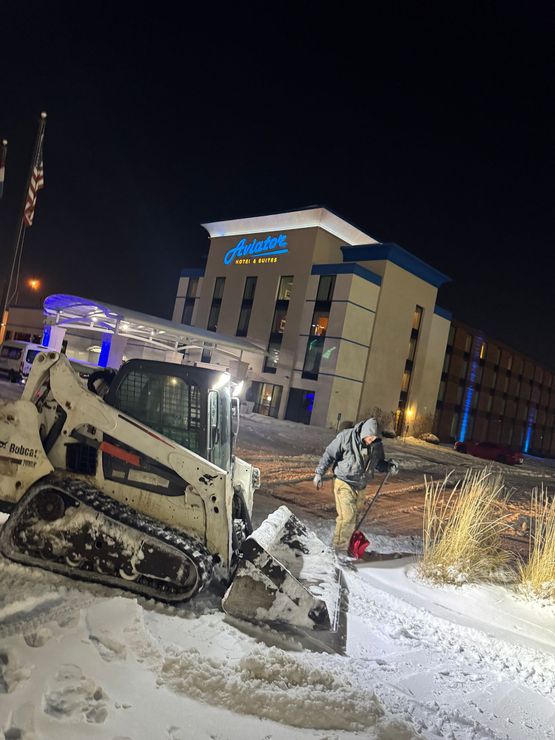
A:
[0,352,341,633]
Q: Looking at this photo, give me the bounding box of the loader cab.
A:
[105,359,233,471]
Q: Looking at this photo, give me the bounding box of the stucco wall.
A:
[356,261,439,418]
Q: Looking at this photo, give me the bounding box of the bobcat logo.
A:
[0,440,7,450]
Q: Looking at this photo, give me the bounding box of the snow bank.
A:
[160,644,385,731]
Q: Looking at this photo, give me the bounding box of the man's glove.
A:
[313,474,323,490]
[387,459,400,476]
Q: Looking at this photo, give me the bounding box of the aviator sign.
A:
[223,234,288,266]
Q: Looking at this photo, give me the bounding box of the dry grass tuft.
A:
[519,487,555,601]
[420,468,510,584]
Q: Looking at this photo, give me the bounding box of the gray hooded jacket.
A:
[315,418,388,490]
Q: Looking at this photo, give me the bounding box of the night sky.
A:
[1,5,553,364]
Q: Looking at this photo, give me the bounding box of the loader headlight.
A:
[212,372,231,391]
[232,380,244,398]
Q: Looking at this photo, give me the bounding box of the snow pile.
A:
[161,644,385,731]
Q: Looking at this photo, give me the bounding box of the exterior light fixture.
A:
[232,380,244,398]
[212,372,231,391]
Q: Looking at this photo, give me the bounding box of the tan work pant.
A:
[333,478,359,550]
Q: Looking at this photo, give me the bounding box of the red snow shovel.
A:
[348,470,391,559]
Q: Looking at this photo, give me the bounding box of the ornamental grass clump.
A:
[420,468,510,585]
[519,487,555,601]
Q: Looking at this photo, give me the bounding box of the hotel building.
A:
[173,207,452,431]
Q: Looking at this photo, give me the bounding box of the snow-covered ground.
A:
[1,498,554,739]
[0,378,25,403]
[1,385,555,738]
[237,413,555,495]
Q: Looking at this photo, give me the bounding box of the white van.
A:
[0,341,48,382]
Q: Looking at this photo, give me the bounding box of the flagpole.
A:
[0,139,8,338]
[0,112,47,341]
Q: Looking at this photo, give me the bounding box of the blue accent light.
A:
[311,263,382,286]
[224,234,288,265]
[458,336,483,442]
[305,391,315,413]
[523,406,536,453]
[42,325,51,347]
[523,425,533,453]
[98,335,111,367]
[341,243,451,288]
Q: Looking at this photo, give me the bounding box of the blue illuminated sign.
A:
[224,234,288,266]
[458,335,483,442]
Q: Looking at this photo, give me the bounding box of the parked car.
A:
[0,340,48,383]
[454,440,524,465]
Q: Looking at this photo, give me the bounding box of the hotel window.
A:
[479,342,487,361]
[302,275,336,380]
[236,277,257,337]
[407,336,417,363]
[494,347,501,366]
[396,306,423,430]
[437,380,446,402]
[181,277,199,325]
[411,306,423,333]
[263,276,294,373]
[464,334,472,353]
[507,355,513,371]
[207,277,225,332]
[450,413,460,440]
[486,392,493,413]
[316,275,335,302]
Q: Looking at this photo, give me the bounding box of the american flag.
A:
[23,136,45,226]
[0,140,7,200]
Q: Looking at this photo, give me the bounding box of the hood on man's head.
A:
[360,418,379,440]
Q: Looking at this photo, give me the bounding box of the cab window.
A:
[113,369,202,453]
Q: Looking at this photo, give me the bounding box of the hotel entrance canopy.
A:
[43,294,265,359]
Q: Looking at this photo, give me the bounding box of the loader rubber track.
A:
[0,475,213,602]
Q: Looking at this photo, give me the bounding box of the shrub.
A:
[519,487,555,600]
[420,468,510,584]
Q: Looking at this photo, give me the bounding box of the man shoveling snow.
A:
[313,418,399,556]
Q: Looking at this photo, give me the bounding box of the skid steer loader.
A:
[0,351,342,632]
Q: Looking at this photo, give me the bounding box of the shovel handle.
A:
[354,470,391,531]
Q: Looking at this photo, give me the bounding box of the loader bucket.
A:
[222,506,343,632]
